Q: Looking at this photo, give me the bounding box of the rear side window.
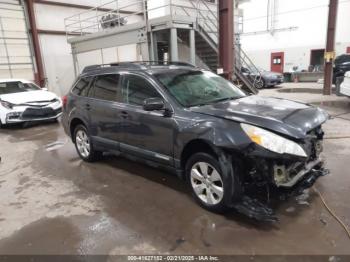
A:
[121,74,161,106]
[72,77,91,96]
[89,74,120,101]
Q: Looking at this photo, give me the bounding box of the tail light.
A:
[62,95,68,108]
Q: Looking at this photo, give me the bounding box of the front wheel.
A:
[0,119,6,128]
[74,124,102,162]
[255,78,265,89]
[186,152,230,212]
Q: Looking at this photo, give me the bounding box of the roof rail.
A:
[81,61,196,73]
[126,61,196,67]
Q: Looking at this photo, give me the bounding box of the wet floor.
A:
[0,86,350,255]
[278,87,336,94]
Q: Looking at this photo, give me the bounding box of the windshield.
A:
[0,81,40,95]
[154,70,246,107]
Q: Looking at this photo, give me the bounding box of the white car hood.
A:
[0,90,58,105]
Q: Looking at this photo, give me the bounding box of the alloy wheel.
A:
[190,162,224,205]
[255,79,264,89]
[76,129,90,158]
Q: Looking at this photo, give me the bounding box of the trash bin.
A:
[335,76,344,96]
[283,73,292,82]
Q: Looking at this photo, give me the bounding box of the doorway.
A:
[270,52,284,73]
[310,49,325,71]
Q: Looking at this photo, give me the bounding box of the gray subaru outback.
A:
[62,62,329,221]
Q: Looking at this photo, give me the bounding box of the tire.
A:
[73,124,102,162]
[185,152,231,213]
[0,119,6,128]
[255,78,265,89]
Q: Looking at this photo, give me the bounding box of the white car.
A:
[0,79,62,127]
[340,71,350,97]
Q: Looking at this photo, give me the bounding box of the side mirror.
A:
[42,87,48,91]
[143,97,165,111]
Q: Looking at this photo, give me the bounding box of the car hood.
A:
[0,90,58,105]
[190,95,329,139]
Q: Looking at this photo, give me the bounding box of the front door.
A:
[119,73,175,166]
[271,52,284,73]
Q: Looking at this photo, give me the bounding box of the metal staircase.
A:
[65,0,262,92]
[177,0,262,92]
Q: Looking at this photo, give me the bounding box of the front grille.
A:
[21,107,56,119]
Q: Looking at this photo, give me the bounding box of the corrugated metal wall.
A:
[0,0,35,80]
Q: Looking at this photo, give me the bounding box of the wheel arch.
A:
[180,139,218,171]
[70,118,87,142]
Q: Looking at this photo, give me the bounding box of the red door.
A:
[271,52,284,73]
[347,47,350,54]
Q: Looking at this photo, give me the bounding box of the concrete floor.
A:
[0,83,350,255]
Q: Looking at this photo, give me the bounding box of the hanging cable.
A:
[314,187,350,240]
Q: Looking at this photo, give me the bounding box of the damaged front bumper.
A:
[277,164,329,199]
[273,157,325,188]
[232,165,329,222]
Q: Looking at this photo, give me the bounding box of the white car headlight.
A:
[0,100,14,109]
[241,123,307,157]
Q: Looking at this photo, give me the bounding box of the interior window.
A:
[90,74,120,101]
[72,77,91,96]
[121,74,161,106]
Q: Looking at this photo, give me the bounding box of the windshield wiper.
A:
[190,96,244,107]
[210,96,244,104]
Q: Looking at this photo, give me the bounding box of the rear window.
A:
[71,77,92,96]
[89,74,120,102]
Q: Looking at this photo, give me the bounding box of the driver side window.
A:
[121,74,161,106]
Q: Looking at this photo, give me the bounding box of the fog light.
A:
[7,112,21,119]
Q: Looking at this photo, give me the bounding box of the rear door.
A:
[118,73,176,166]
[87,73,123,150]
[68,76,93,129]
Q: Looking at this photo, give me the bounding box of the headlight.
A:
[0,100,14,109]
[241,123,307,157]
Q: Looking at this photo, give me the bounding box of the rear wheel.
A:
[186,152,229,212]
[74,124,102,162]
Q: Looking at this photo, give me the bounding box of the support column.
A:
[218,0,234,81]
[140,42,150,61]
[26,0,45,87]
[72,50,78,77]
[189,29,196,65]
[152,31,158,61]
[323,0,338,95]
[170,28,179,62]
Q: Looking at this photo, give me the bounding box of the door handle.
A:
[121,111,128,119]
[85,103,91,110]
